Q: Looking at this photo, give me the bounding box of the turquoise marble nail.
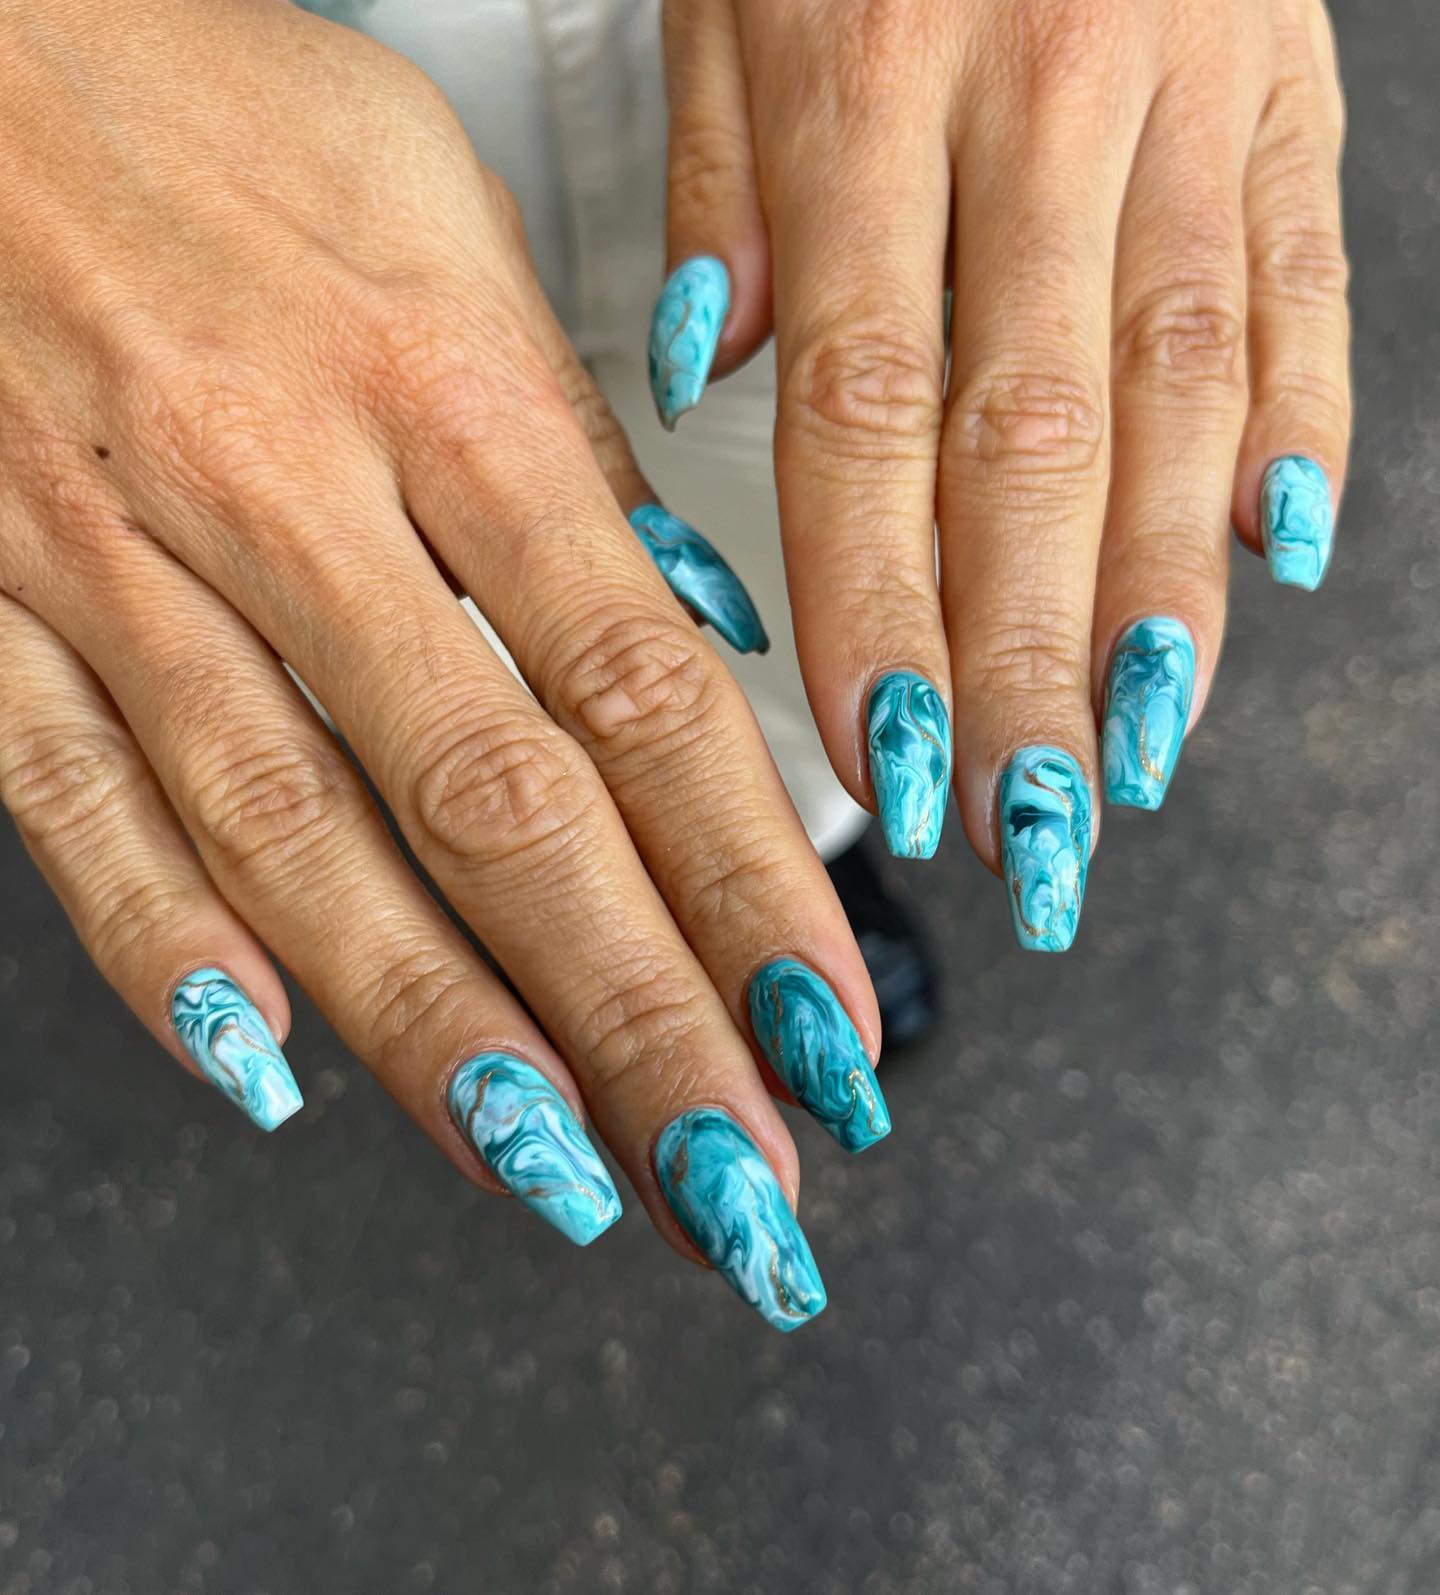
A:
[998,747,1092,954]
[171,968,303,1131]
[448,1054,621,1248]
[628,504,769,654]
[748,958,890,1153]
[1261,456,1334,591]
[1102,617,1196,811]
[655,1108,826,1333]
[648,256,729,430]
[866,671,951,860]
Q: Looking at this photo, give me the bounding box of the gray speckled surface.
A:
[2,5,1438,1591]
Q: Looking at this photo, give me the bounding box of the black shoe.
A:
[826,830,939,1050]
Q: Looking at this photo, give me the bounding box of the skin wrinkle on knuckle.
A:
[557,611,724,762]
[946,365,1107,479]
[362,947,476,1073]
[1115,280,1248,394]
[784,318,942,450]
[0,726,149,846]
[408,715,595,872]
[86,871,198,974]
[964,615,1090,702]
[1252,224,1351,303]
[567,959,712,1100]
[190,740,352,878]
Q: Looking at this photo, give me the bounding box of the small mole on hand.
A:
[93,444,110,460]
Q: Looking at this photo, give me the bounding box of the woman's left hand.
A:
[652,0,1351,951]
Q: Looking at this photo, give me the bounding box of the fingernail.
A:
[655,1108,827,1333]
[1102,617,1196,811]
[1261,456,1334,591]
[628,503,769,654]
[171,968,303,1131]
[448,1054,622,1247]
[648,256,729,430]
[999,746,1092,953]
[866,671,951,860]
[748,958,890,1153]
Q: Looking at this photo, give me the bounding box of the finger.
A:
[1095,76,1257,809]
[754,25,954,861]
[1232,11,1351,591]
[0,591,302,1130]
[651,0,771,425]
[940,56,1149,949]
[109,400,834,1326]
[18,525,623,1246]
[513,250,770,655]
[396,323,887,1161]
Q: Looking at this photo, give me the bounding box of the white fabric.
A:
[306,0,867,857]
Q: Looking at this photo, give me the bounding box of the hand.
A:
[653,0,1352,949]
[0,0,886,1331]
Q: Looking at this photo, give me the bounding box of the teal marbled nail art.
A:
[866,671,951,860]
[628,504,769,654]
[748,958,890,1153]
[448,1054,622,1248]
[1102,617,1196,811]
[656,1108,826,1333]
[171,968,303,1132]
[1261,456,1334,591]
[648,256,729,430]
[998,747,1092,954]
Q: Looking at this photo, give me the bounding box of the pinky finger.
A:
[0,594,303,1130]
[1233,22,1352,591]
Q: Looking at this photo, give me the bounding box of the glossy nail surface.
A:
[866,671,951,860]
[1261,456,1334,591]
[648,256,729,429]
[171,968,303,1131]
[999,747,1092,953]
[656,1108,826,1333]
[448,1054,621,1247]
[748,958,890,1152]
[628,504,769,654]
[1102,617,1196,810]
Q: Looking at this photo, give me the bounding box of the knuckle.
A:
[361,950,473,1071]
[191,741,351,877]
[946,362,1107,478]
[556,369,628,461]
[557,611,723,760]
[964,611,1089,701]
[122,337,281,513]
[1256,223,1351,306]
[668,120,751,209]
[571,956,711,1097]
[783,316,942,450]
[88,876,196,973]
[1009,0,1122,94]
[1115,280,1247,393]
[409,716,594,870]
[1,726,145,845]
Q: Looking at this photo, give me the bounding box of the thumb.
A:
[651,0,771,429]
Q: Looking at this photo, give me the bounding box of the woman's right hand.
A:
[0,0,882,1331]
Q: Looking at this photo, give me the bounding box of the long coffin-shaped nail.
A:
[999,746,1092,953]
[628,504,769,654]
[448,1054,622,1247]
[171,968,304,1131]
[866,671,951,860]
[1102,616,1196,811]
[648,256,729,430]
[1261,456,1334,591]
[748,958,890,1153]
[655,1108,826,1333]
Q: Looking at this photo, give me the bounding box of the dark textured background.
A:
[2,3,1437,1591]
